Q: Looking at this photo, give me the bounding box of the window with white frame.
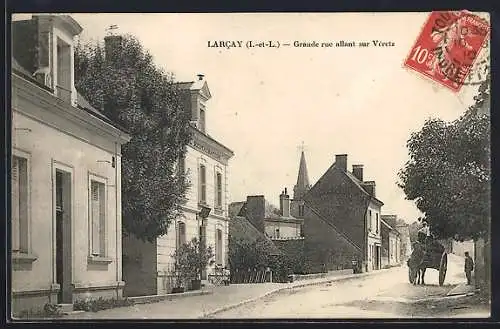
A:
[90,179,106,256]
[12,155,29,253]
[376,213,379,234]
[199,164,206,204]
[215,172,222,208]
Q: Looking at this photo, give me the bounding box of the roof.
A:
[228,202,246,218]
[11,49,127,134]
[229,216,282,255]
[190,126,234,157]
[342,165,384,206]
[176,79,212,99]
[12,58,32,77]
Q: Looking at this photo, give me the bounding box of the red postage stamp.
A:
[404,11,490,92]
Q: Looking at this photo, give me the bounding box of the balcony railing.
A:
[56,85,72,103]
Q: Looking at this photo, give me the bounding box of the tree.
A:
[75,35,192,242]
[398,74,490,242]
[172,238,214,287]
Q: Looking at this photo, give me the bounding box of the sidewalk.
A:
[63,267,390,319]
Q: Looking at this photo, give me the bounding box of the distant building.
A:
[380,218,401,267]
[302,154,384,273]
[395,222,412,261]
[11,15,130,313]
[122,73,234,296]
[232,191,304,241]
[451,240,475,258]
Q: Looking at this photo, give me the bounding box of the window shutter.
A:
[200,165,206,203]
[91,183,100,255]
[99,184,106,256]
[11,157,20,251]
[214,168,217,207]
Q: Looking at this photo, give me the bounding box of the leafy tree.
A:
[172,238,214,285]
[398,74,490,242]
[75,35,192,242]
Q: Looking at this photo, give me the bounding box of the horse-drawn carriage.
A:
[407,238,447,286]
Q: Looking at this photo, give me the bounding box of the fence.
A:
[230,268,274,284]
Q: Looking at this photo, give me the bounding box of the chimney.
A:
[335,154,347,172]
[104,35,124,63]
[363,181,376,197]
[246,195,266,233]
[197,74,205,81]
[352,164,364,181]
[279,188,291,217]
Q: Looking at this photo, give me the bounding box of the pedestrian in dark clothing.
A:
[464,252,474,285]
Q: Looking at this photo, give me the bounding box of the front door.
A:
[375,245,381,270]
[55,170,72,303]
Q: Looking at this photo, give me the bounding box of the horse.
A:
[407,242,427,285]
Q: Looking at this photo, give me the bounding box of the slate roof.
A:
[229,216,282,256]
[294,151,311,199]
[12,56,128,133]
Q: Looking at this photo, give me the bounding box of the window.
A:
[275,228,280,238]
[176,222,186,249]
[199,108,206,133]
[298,204,304,217]
[199,164,206,203]
[376,213,379,234]
[368,210,372,231]
[216,172,222,208]
[12,156,29,253]
[90,180,106,256]
[215,228,223,265]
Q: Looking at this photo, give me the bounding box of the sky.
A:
[13,13,487,223]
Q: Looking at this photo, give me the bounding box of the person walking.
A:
[464,251,474,285]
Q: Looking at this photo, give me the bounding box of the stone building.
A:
[11,15,130,313]
[122,73,234,296]
[302,154,384,273]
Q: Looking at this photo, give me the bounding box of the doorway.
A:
[375,245,381,270]
[55,170,72,304]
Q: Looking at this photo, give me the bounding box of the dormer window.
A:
[56,37,72,103]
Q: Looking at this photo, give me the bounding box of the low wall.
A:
[291,269,353,282]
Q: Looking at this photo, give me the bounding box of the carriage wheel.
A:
[439,253,447,286]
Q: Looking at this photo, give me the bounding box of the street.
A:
[61,253,489,320]
[207,254,490,319]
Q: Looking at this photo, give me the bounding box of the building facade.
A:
[302,154,384,273]
[123,75,234,296]
[11,15,130,313]
[396,222,412,261]
[381,218,402,267]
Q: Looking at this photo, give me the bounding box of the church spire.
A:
[293,150,311,200]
